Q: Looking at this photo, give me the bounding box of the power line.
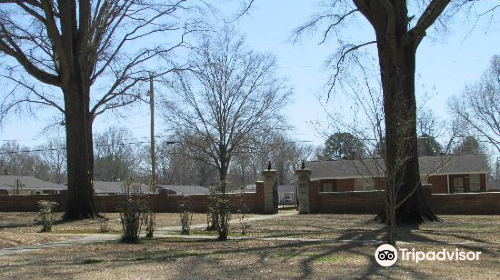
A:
[0,140,179,155]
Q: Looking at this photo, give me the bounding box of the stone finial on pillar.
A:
[295,168,312,214]
[262,168,277,214]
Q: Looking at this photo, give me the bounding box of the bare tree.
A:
[164,28,290,240]
[292,0,499,224]
[138,134,217,186]
[0,0,201,218]
[0,141,51,179]
[227,131,313,189]
[449,55,500,152]
[93,126,141,181]
[37,138,67,183]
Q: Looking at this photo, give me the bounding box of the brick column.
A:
[262,169,277,214]
[295,169,311,214]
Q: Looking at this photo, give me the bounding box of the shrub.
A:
[214,196,231,240]
[119,180,147,243]
[97,217,110,233]
[205,183,231,240]
[179,196,193,235]
[237,189,250,235]
[38,200,58,232]
[144,208,156,238]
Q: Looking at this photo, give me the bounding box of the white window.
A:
[355,178,375,191]
[470,174,481,192]
[320,182,333,193]
[452,177,464,193]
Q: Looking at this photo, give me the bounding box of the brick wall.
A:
[430,192,500,215]
[0,187,266,214]
[307,181,500,215]
[336,179,354,192]
[428,175,448,193]
[309,181,384,214]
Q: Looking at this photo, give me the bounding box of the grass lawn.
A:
[241,214,500,243]
[0,238,499,279]
[1,212,499,279]
[0,212,208,249]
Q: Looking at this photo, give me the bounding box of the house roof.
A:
[306,154,488,181]
[93,181,151,194]
[157,185,210,195]
[0,183,13,190]
[0,175,66,191]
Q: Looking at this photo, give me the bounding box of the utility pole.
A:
[149,74,157,192]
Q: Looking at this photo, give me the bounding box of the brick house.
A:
[306,154,488,194]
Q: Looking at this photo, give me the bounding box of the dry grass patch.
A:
[0,238,499,280]
[244,214,500,243]
[0,212,208,249]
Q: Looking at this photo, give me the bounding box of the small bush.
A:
[144,209,156,238]
[214,197,231,241]
[179,196,193,235]
[237,188,250,235]
[119,181,147,243]
[97,217,110,233]
[206,185,218,231]
[38,200,58,232]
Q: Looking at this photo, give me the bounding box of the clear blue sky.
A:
[1,1,499,150]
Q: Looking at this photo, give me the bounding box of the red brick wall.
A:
[480,174,487,192]
[307,181,500,215]
[0,194,66,212]
[309,180,384,214]
[428,175,448,194]
[335,179,354,192]
[0,187,267,214]
[431,192,500,215]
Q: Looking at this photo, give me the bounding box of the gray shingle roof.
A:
[0,183,13,190]
[93,181,151,194]
[306,154,488,181]
[0,175,66,191]
[157,185,210,195]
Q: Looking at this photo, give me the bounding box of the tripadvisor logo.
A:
[375,244,398,267]
[375,244,482,266]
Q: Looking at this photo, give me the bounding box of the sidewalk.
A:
[0,211,298,257]
[155,211,298,233]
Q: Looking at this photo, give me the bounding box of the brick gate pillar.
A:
[262,169,278,214]
[295,168,311,214]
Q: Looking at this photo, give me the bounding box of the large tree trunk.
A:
[63,81,97,219]
[377,35,439,225]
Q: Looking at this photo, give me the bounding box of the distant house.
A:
[0,175,67,195]
[157,185,210,195]
[93,181,152,195]
[306,154,489,194]
[0,184,11,195]
[278,185,296,205]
